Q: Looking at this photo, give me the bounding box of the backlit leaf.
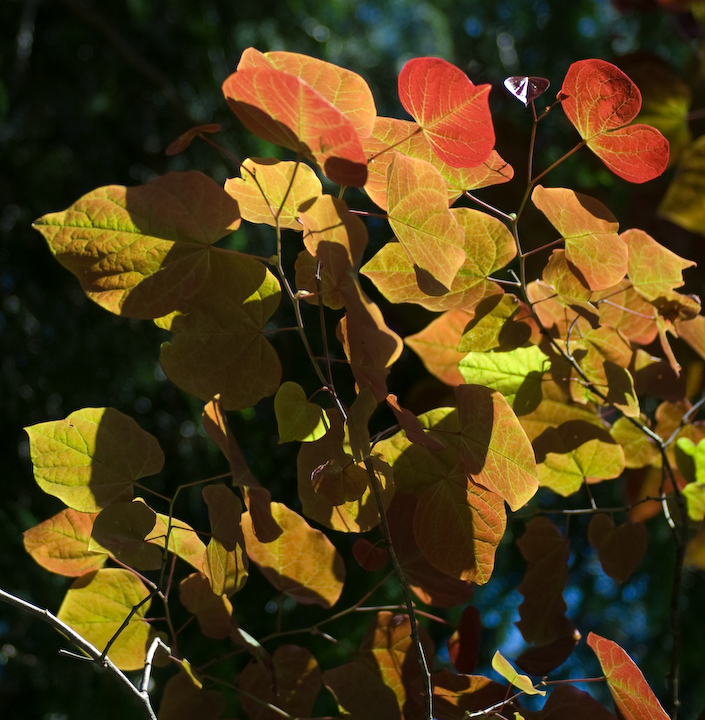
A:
[560,59,669,183]
[241,502,345,607]
[146,513,207,573]
[239,644,322,720]
[659,135,705,237]
[363,116,512,211]
[623,228,694,302]
[610,416,661,469]
[25,407,164,513]
[202,485,248,596]
[491,651,544,695]
[311,458,369,505]
[179,572,233,640]
[324,661,402,720]
[398,57,494,168]
[32,171,240,318]
[533,419,625,496]
[158,671,226,720]
[456,385,539,511]
[588,514,647,583]
[457,293,534,353]
[543,249,593,306]
[386,153,466,294]
[458,345,550,415]
[516,517,571,647]
[532,185,625,291]
[222,65,367,187]
[274,381,330,443]
[57,568,152,671]
[89,501,162,571]
[515,629,579,677]
[201,395,281,543]
[386,394,445,451]
[224,158,321,230]
[432,671,510,720]
[23,509,106,577]
[587,633,669,720]
[156,250,281,411]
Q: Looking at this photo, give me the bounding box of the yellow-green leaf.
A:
[491,651,545,695]
[25,407,164,512]
[146,513,207,573]
[32,171,240,318]
[274,381,330,443]
[57,568,152,671]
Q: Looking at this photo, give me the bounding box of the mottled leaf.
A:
[25,407,164,513]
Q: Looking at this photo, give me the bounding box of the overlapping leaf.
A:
[532,185,625,291]
[560,59,669,183]
[432,671,510,720]
[385,153,466,294]
[224,158,322,230]
[398,57,495,168]
[241,502,345,607]
[89,501,162,570]
[363,116,512,210]
[156,250,281,411]
[222,63,367,187]
[25,407,164,513]
[23,509,106,577]
[158,671,226,720]
[587,633,670,720]
[180,572,234,640]
[457,293,535,352]
[202,484,248,596]
[33,171,241,318]
[57,568,152,671]
[324,660,402,720]
[146,513,207,573]
[588,514,647,583]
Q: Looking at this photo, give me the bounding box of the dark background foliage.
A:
[2,0,705,718]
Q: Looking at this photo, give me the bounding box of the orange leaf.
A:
[560,59,669,183]
[222,65,367,187]
[165,123,221,156]
[587,633,670,720]
[532,185,625,291]
[23,509,106,577]
[241,502,345,608]
[386,394,445,451]
[179,572,234,640]
[398,57,494,168]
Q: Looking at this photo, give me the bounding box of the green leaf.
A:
[146,513,207,573]
[491,651,544,695]
[676,437,705,483]
[32,171,240,318]
[457,293,533,353]
[458,345,550,415]
[156,249,281,411]
[275,381,330,443]
[57,568,152,671]
[89,501,163,571]
[25,407,164,513]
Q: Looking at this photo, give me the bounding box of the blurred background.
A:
[2,0,705,717]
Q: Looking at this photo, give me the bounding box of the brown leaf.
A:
[588,513,647,583]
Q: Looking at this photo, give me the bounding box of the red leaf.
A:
[352,538,389,572]
[447,605,481,674]
[222,66,367,187]
[560,59,668,183]
[398,57,495,168]
[587,633,669,720]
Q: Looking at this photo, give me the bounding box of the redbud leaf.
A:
[352,538,389,572]
[311,458,369,506]
[57,568,152,671]
[324,660,402,720]
[432,670,510,720]
[560,58,668,183]
[386,393,445,451]
[610,416,661,469]
[531,185,625,291]
[659,135,705,236]
[25,407,164,513]
[89,501,162,571]
[158,671,226,720]
[540,684,617,720]
[224,157,322,230]
[588,514,647,583]
[398,57,495,168]
[156,249,281,411]
[146,513,207,573]
[23,509,106,577]
[179,572,233,640]
[202,484,248,596]
[275,381,330,443]
[491,651,544,695]
[32,171,240,318]
[222,65,367,187]
[447,605,481,674]
[241,502,345,607]
[165,123,222,156]
[587,632,670,720]
[457,293,534,353]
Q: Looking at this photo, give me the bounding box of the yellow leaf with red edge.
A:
[224,158,322,230]
[57,568,152,671]
[587,633,670,720]
[241,502,345,608]
[532,185,625,291]
[32,171,240,318]
[156,249,281,411]
[25,407,164,513]
[398,57,495,168]
[222,63,367,187]
[560,59,669,183]
[23,509,106,577]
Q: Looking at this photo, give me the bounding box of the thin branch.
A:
[0,586,159,720]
